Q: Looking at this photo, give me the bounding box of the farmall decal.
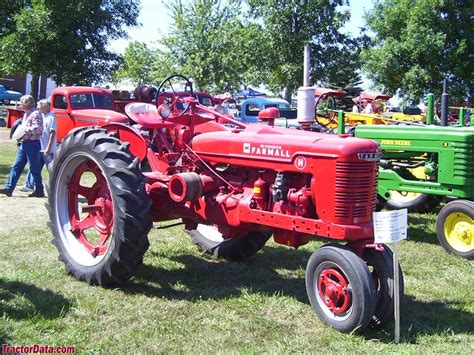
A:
[243,143,291,158]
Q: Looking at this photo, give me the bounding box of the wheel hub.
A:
[445,212,473,252]
[68,161,114,258]
[318,269,350,314]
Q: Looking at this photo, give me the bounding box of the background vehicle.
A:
[0,84,22,104]
[355,93,474,259]
[49,86,129,142]
[236,97,296,123]
[47,74,402,334]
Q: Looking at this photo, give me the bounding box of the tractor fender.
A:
[102,123,147,161]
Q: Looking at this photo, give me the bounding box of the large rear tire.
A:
[436,200,473,259]
[305,245,376,333]
[47,127,152,285]
[187,224,270,261]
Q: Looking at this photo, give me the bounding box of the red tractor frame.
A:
[47,74,403,333]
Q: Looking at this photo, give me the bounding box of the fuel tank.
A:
[191,125,381,225]
[190,124,380,173]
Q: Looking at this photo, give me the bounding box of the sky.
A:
[110,0,374,54]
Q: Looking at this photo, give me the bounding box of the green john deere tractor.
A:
[355,87,473,259]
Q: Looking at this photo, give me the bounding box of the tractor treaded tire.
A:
[47,127,152,285]
[305,244,376,333]
[187,226,270,261]
[385,192,441,213]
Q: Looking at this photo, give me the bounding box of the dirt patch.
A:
[0,192,49,234]
[0,127,11,141]
[0,128,50,234]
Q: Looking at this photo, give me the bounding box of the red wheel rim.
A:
[68,160,114,258]
[317,268,351,314]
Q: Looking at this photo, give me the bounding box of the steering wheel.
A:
[314,94,338,129]
[156,74,194,115]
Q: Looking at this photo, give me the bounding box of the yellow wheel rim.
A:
[444,212,474,253]
[388,167,427,204]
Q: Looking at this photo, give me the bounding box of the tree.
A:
[0,0,141,98]
[113,41,157,85]
[242,0,354,101]
[161,0,266,93]
[322,37,364,111]
[361,0,474,101]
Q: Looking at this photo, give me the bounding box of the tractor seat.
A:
[125,102,175,129]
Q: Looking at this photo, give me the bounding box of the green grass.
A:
[0,128,473,353]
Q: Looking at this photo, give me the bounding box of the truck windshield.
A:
[70,93,113,109]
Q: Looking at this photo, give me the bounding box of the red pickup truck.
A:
[6,86,219,142]
[7,86,129,142]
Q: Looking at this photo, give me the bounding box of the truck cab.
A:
[237,97,295,123]
[51,86,129,142]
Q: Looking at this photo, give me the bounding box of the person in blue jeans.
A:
[0,95,44,197]
[21,99,57,192]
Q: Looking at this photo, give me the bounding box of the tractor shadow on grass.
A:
[406,213,440,246]
[364,295,474,343]
[123,244,312,304]
[0,278,71,343]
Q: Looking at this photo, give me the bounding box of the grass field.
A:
[0,128,473,353]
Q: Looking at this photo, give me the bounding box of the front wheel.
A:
[305,245,376,333]
[436,200,473,259]
[47,128,152,285]
[363,245,404,329]
[187,224,270,261]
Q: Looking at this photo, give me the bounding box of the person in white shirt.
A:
[352,104,359,113]
[21,99,57,192]
[363,102,374,114]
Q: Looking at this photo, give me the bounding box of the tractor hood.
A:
[70,109,129,124]
[191,124,380,173]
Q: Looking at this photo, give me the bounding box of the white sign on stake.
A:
[373,209,408,244]
[373,209,408,344]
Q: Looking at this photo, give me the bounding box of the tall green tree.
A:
[113,41,157,85]
[361,0,473,101]
[242,0,353,101]
[0,0,140,98]
[161,0,266,93]
[322,38,364,110]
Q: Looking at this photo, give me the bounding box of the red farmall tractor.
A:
[47,75,403,333]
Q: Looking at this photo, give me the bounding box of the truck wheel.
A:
[47,127,152,285]
[385,191,440,213]
[187,224,270,261]
[364,246,404,329]
[436,200,473,259]
[305,245,376,333]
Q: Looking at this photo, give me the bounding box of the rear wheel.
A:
[385,166,440,213]
[187,224,270,261]
[305,245,376,333]
[385,191,440,213]
[436,200,473,259]
[47,128,152,285]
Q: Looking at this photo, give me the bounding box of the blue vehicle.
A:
[0,85,22,104]
[236,97,296,123]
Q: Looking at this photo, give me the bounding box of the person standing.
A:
[0,95,44,197]
[21,99,57,192]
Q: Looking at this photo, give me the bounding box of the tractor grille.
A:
[453,142,474,180]
[334,161,378,219]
